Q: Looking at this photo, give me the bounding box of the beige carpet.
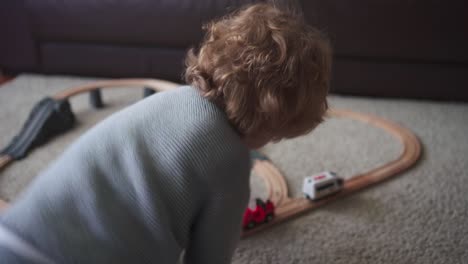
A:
[1,74,467,264]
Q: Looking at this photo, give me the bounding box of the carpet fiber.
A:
[1,74,467,263]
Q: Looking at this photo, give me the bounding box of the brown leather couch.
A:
[1,0,467,101]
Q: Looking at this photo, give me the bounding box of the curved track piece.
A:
[53,78,179,100]
[252,160,290,206]
[0,156,11,171]
[242,109,421,237]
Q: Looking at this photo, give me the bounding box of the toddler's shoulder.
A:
[144,86,251,173]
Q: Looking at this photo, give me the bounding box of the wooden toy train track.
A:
[0,79,421,238]
[243,108,421,237]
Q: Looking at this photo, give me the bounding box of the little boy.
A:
[0,3,331,264]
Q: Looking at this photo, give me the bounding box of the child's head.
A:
[185,3,332,148]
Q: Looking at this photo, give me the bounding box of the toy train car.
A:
[303,171,344,200]
[243,198,275,229]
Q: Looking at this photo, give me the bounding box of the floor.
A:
[1,74,468,264]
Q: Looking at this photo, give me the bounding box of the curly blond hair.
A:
[185,3,332,144]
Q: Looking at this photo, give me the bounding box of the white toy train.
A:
[303,171,344,200]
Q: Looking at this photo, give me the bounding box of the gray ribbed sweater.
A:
[0,86,251,263]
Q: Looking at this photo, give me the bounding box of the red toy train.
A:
[243,198,275,229]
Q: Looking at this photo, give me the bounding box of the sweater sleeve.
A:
[183,150,251,264]
[184,190,249,264]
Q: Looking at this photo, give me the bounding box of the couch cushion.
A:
[0,0,38,71]
[331,58,468,101]
[302,0,468,62]
[25,0,259,48]
[41,42,187,81]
